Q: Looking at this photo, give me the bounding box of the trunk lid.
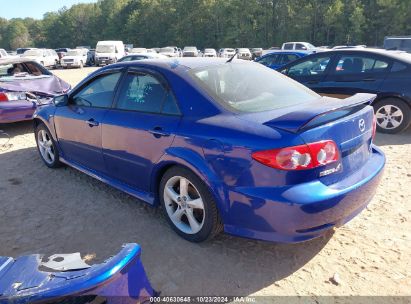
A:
[239,93,376,182]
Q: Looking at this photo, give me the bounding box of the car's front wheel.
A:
[160,167,223,242]
[35,124,62,168]
[374,98,411,134]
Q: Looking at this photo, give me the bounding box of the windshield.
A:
[66,50,82,56]
[96,45,115,53]
[190,63,319,113]
[204,49,214,53]
[160,47,173,53]
[238,48,249,52]
[184,47,197,51]
[224,49,235,53]
[24,50,42,56]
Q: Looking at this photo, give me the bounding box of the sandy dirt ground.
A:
[0,67,410,299]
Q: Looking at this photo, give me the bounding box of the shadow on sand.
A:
[0,145,333,296]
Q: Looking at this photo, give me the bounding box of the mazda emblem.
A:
[359,119,366,132]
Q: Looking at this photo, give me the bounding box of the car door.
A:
[320,52,391,99]
[54,70,123,174]
[284,53,335,92]
[102,68,181,192]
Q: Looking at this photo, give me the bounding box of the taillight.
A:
[252,140,339,171]
[372,113,377,141]
[0,92,26,102]
[0,92,8,102]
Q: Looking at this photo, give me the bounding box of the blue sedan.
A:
[255,51,311,70]
[33,58,385,243]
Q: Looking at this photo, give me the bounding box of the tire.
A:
[159,166,223,242]
[373,98,411,134]
[35,123,62,168]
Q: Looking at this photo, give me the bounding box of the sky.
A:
[0,0,98,20]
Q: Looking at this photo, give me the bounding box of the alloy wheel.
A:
[163,176,205,234]
[376,104,404,130]
[37,129,55,165]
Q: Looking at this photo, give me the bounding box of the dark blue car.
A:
[33,58,385,243]
[279,49,411,133]
[255,51,310,70]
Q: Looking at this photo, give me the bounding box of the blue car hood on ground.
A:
[0,75,70,96]
[0,243,154,304]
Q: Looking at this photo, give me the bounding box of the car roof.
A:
[264,50,309,55]
[313,48,411,64]
[109,57,248,72]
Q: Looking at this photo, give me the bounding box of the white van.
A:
[95,41,125,66]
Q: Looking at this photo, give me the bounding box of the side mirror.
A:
[53,94,68,107]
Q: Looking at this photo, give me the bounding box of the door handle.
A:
[149,127,170,138]
[86,118,99,127]
[306,80,319,84]
[362,78,376,82]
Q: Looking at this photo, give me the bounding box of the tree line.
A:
[0,0,410,50]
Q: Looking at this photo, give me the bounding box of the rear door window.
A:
[115,72,180,115]
[391,61,408,72]
[295,43,307,50]
[333,55,390,74]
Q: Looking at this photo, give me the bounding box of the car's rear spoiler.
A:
[263,93,376,133]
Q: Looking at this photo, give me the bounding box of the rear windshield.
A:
[0,61,48,80]
[190,62,319,113]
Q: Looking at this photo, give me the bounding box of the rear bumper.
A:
[95,58,115,65]
[0,100,36,123]
[238,55,251,60]
[61,62,81,68]
[223,145,385,243]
